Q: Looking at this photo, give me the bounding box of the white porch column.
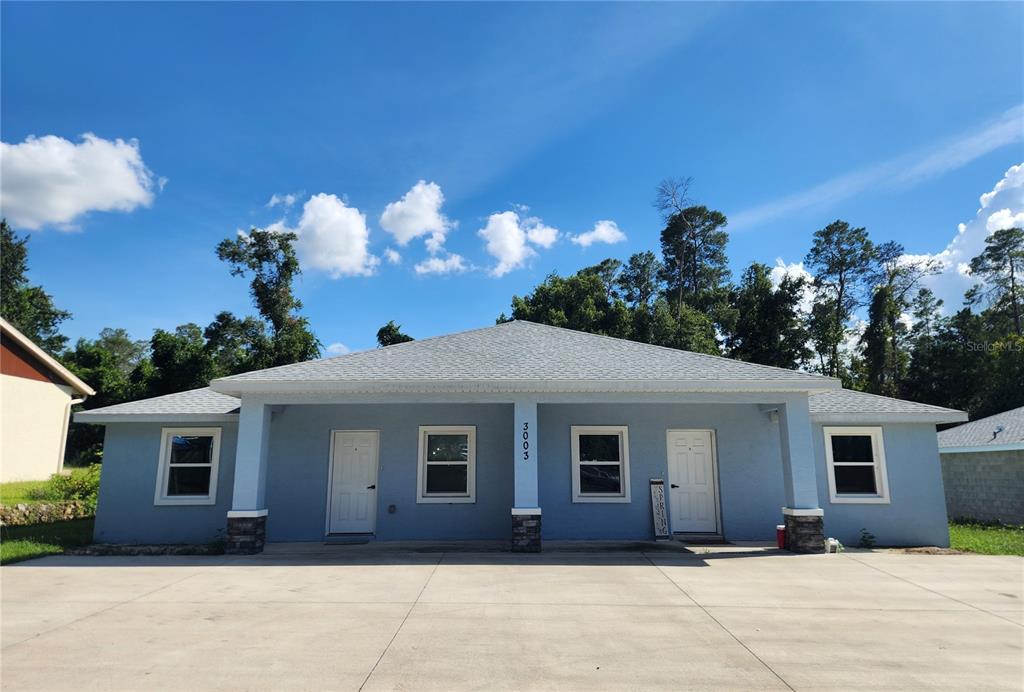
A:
[513,398,540,509]
[226,397,271,554]
[778,395,820,509]
[511,398,541,551]
[777,395,825,553]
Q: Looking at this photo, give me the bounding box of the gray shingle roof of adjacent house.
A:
[937,406,1024,451]
[74,321,966,424]
[209,320,838,394]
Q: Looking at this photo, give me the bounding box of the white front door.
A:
[666,430,719,533]
[328,431,379,534]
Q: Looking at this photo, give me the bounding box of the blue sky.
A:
[2,2,1022,354]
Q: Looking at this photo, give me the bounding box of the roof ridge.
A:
[210,318,840,389]
[514,320,838,381]
[215,320,520,382]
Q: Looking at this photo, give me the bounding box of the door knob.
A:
[670,484,679,489]
[367,484,376,490]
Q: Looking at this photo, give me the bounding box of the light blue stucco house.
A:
[76,321,967,553]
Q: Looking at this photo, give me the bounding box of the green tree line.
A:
[498,179,1023,419]
[2,221,320,462]
[1,176,1020,463]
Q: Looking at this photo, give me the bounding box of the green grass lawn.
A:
[0,518,94,565]
[0,479,49,505]
[949,521,1024,556]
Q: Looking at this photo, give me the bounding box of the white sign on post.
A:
[650,479,670,540]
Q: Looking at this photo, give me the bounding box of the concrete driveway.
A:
[1,544,1021,691]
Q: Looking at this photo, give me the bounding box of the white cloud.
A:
[729,105,1024,230]
[979,164,1023,208]
[278,193,379,278]
[985,207,1024,233]
[384,248,402,265]
[770,258,816,314]
[525,218,559,248]
[325,342,349,356]
[414,253,467,275]
[379,180,452,252]
[919,162,1024,310]
[842,318,868,358]
[267,192,300,209]
[0,132,157,230]
[478,211,537,277]
[570,219,626,247]
[425,231,447,255]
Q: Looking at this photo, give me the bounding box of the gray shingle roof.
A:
[73,322,966,424]
[808,389,967,424]
[74,387,239,423]
[938,407,1024,450]
[75,380,967,425]
[211,320,837,394]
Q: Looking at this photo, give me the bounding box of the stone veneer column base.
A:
[783,509,825,554]
[511,509,541,553]
[226,511,267,554]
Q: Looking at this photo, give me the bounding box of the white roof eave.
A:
[1,317,95,397]
[73,412,240,424]
[939,442,1024,454]
[812,411,968,425]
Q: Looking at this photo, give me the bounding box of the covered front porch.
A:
[223,392,827,554]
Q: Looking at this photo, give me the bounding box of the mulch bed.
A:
[67,543,224,556]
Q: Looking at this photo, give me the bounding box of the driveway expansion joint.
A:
[641,551,797,692]
[1,566,211,651]
[357,552,444,691]
[842,553,1024,629]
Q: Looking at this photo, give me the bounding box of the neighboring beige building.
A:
[0,318,94,482]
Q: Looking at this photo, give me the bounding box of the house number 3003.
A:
[522,422,530,461]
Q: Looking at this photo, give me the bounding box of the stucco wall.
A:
[940,450,1024,525]
[813,423,950,547]
[538,403,787,540]
[93,422,238,544]
[264,403,513,541]
[0,374,73,482]
[93,405,951,547]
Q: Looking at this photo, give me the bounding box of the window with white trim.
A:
[823,426,890,504]
[416,426,476,503]
[154,428,221,506]
[571,426,631,503]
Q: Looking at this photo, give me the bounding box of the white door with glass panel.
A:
[666,430,718,533]
[328,431,379,534]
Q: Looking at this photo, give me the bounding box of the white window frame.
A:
[571,425,631,503]
[823,426,890,504]
[416,425,476,504]
[154,427,222,506]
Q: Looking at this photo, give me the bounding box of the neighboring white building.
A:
[0,318,94,482]
[938,406,1024,525]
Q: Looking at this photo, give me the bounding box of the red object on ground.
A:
[776,525,786,549]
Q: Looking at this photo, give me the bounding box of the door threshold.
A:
[323,534,375,545]
[674,532,726,544]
